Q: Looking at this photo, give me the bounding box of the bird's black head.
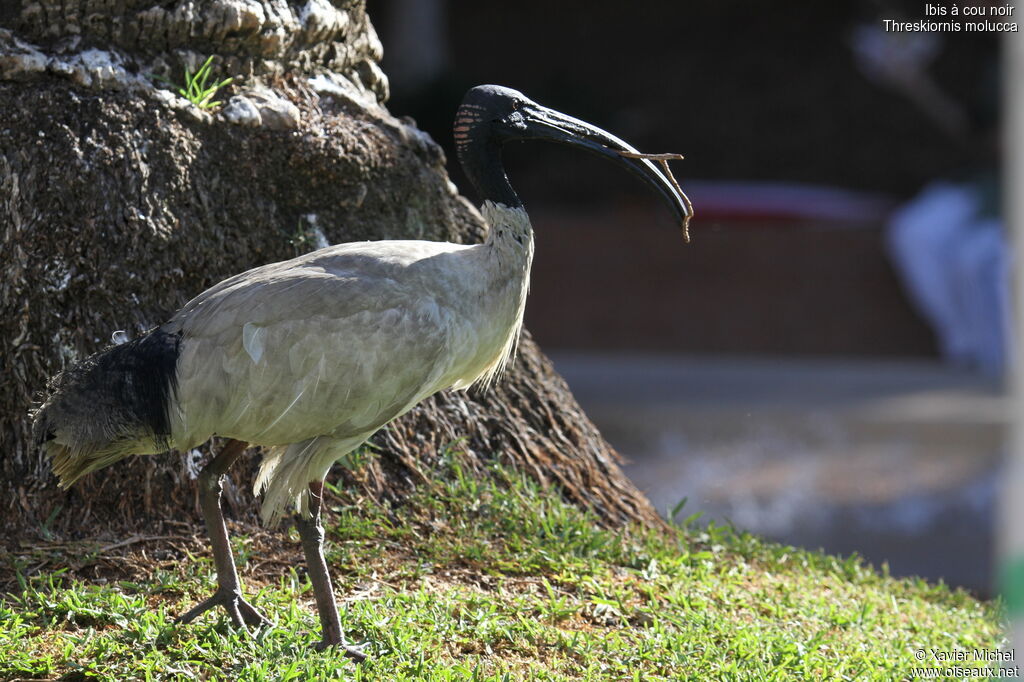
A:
[453,85,530,152]
[454,84,692,232]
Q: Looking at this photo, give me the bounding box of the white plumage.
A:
[33,84,690,658]
[167,204,533,523]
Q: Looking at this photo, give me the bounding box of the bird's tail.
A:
[31,328,181,487]
[255,436,366,526]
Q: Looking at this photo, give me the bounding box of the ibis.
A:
[32,84,692,660]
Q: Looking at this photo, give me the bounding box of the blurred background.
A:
[369,0,1009,594]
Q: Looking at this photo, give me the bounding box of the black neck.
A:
[457,135,522,209]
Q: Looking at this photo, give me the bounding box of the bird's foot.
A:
[176,587,271,631]
[314,636,368,663]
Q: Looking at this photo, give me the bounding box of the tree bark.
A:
[0,0,662,538]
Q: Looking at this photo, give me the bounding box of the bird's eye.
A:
[511,99,522,111]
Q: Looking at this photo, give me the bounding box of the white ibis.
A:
[32,84,692,660]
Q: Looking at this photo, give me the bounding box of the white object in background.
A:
[886,182,1009,375]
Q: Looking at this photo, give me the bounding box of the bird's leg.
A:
[295,480,366,662]
[177,438,270,630]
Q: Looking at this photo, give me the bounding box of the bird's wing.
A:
[165,244,472,447]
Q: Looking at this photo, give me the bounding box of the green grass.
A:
[0,453,1005,680]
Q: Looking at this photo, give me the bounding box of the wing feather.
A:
[167,241,473,448]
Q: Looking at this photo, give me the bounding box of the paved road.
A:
[550,352,1006,594]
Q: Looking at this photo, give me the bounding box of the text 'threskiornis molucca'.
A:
[32,84,693,661]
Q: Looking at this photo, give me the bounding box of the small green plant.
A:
[169,55,233,109]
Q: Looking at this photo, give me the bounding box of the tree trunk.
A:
[0,0,662,538]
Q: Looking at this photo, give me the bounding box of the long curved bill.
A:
[516,102,694,240]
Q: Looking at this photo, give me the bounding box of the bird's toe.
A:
[176,587,269,633]
[237,598,273,629]
[313,638,368,663]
